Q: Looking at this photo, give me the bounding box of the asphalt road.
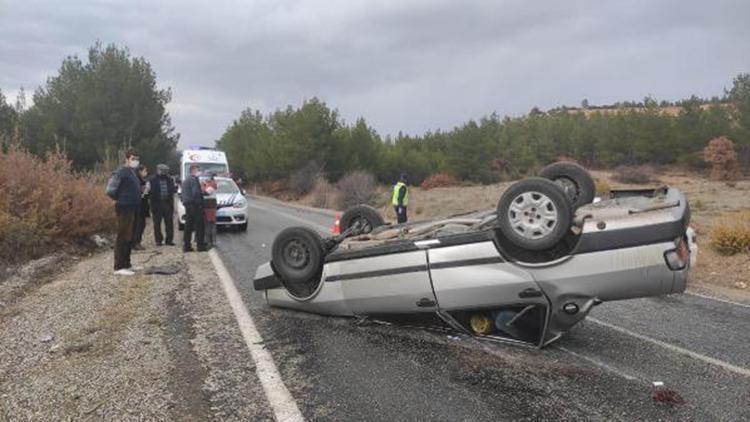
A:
[215,197,750,421]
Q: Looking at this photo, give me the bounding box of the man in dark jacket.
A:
[106,149,142,276]
[132,164,150,250]
[149,164,176,246]
[181,164,207,252]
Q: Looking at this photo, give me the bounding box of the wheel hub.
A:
[351,216,372,233]
[554,177,579,203]
[283,239,310,269]
[507,191,558,240]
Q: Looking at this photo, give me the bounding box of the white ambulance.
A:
[177,148,247,231]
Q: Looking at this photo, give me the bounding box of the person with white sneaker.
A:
[106,148,143,276]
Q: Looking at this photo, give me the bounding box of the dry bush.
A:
[611,165,658,184]
[421,173,459,190]
[0,211,47,264]
[258,180,287,196]
[703,136,739,181]
[709,211,750,255]
[288,162,324,197]
[0,147,115,262]
[335,171,377,210]
[310,175,335,209]
[595,179,611,197]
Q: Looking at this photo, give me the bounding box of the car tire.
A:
[497,177,572,251]
[340,205,385,234]
[271,227,325,298]
[538,161,595,210]
[239,222,248,232]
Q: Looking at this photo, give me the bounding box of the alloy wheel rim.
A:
[507,191,559,240]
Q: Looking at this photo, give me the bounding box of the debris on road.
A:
[144,264,182,275]
[652,382,685,406]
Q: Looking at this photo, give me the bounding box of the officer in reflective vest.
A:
[392,173,410,224]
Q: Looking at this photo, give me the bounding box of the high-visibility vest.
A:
[392,182,409,206]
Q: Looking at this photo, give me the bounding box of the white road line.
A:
[209,249,305,422]
[685,291,750,309]
[587,317,750,378]
[246,201,330,233]
[555,346,639,382]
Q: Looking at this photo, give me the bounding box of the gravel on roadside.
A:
[0,228,272,421]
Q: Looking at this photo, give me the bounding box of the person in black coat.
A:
[149,164,176,246]
[132,164,150,250]
[181,164,207,252]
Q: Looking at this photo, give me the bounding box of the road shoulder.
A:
[0,234,273,420]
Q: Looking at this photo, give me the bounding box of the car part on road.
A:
[538,161,595,210]
[339,205,385,234]
[496,177,572,251]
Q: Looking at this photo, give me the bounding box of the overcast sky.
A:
[1,0,749,148]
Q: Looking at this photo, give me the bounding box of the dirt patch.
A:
[163,272,213,421]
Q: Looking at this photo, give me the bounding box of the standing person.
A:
[105,149,142,276]
[181,165,207,252]
[392,172,410,224]
[149,164,176,246]
[132,164,150,250]
[202,173,218,249]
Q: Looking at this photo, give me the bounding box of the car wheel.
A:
[239,222,248,232]
[271,227,325,299]
[538,161,595,210]
[497,177,572,251]
[340,205,385,234]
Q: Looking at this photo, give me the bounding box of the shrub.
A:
[677,151,710,170]
[0,146,115,263]
[288,161,324,197]
[611,165,658,184]
[335,171,377,210]
[703,136,739,181]
[595,179,611,197]
[258,180,287,196]
[421,173,459,190]
[310,175,335,209]
[0,211,47,264]
[709,212,750,255]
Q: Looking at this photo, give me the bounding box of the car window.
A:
[216,179,239,194]
[183,162,228,177]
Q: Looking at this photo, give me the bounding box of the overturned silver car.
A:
[253,162,695,348]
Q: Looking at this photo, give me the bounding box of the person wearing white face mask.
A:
[105,148,143,276]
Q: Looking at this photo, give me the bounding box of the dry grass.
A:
[595,179,611,197]
[612,165,659,184]
[421,173,460,190]
[310,176,335,209]
[709,212,750,255]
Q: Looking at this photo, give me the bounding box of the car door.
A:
[426,238,547,311]
[326,245,437,315]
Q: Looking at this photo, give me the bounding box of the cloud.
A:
[1,0,748,146]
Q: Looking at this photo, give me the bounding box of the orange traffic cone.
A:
[331,213,341,235]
